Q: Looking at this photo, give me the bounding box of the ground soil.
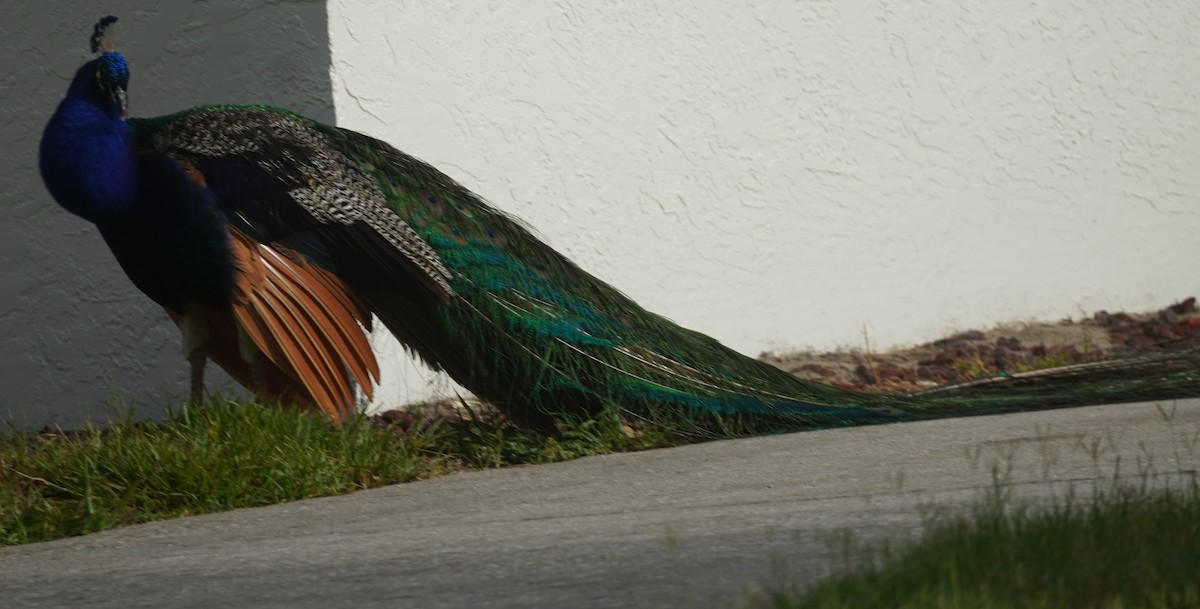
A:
[759,297,1200,393]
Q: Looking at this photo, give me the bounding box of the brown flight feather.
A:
[223,228,378,420]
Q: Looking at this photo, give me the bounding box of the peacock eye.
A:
[94,68,109,92]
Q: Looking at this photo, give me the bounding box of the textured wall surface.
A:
[1,2,332,428]
[328,1,1200,406]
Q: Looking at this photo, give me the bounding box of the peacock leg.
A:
[188,350,206,404]
[180,302,209,404]
[235,322,266,399]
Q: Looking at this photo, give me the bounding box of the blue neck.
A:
[40,60,137,224]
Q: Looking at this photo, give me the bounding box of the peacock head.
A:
[86,16,129,117]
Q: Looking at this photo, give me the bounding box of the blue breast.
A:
[97,156,237,312]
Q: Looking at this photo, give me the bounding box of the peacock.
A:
[38,17,1200,434]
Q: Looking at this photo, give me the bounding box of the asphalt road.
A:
[3,399,1197,608]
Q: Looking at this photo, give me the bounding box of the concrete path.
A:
[3,399,1197,608]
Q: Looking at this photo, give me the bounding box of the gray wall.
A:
[1,2,333,428]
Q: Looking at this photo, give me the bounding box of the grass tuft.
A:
[0,400,437,545]
[747,478,1200,609]
[953,342,1094,381]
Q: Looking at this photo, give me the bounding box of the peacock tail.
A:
[38,17,1200,435]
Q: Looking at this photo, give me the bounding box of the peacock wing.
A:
[130,106,454,303]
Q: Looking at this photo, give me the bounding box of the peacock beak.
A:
[114,88,127,118]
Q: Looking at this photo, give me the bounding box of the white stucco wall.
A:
[4,1,1198,426]
[2,2,333,428]
[327,1,1200,407]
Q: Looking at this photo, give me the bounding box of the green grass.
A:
[747,479,1200,609]
[0,399,668,546]
[954,348,1090,381]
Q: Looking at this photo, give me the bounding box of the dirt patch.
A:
[760,297,1200,393]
